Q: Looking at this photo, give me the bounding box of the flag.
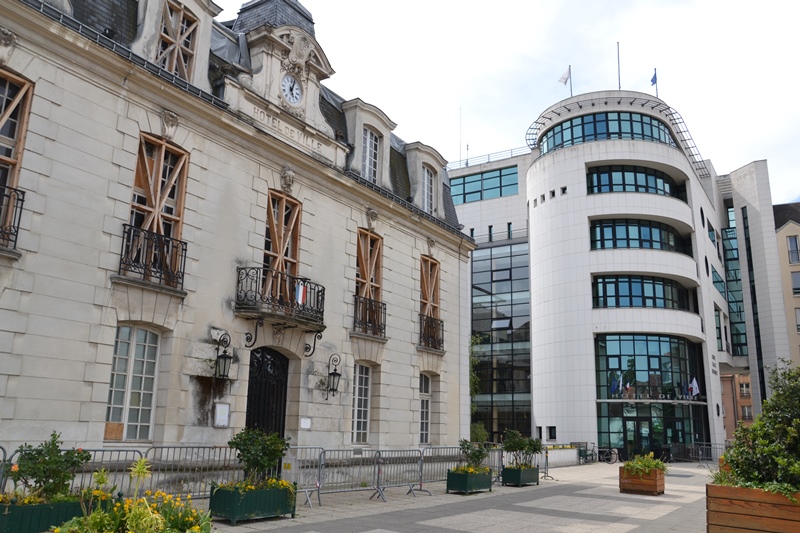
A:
[650,70,657,86]
[689,377,701,397]
[295,284,306,305]
[610,374,619,394]
[558,67,570,85]
[682,381,689,397]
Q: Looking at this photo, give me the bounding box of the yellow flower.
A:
[10,464,19,473]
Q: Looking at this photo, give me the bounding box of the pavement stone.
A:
[208,462,712,533]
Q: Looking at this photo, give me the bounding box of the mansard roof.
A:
[774,202,800,230]
[231,0,315,36]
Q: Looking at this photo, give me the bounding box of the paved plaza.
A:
[211,462,711,533]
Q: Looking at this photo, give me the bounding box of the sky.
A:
[214,0,799,205]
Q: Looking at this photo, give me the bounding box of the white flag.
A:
[689,377,700,397]
[558,67,570,85]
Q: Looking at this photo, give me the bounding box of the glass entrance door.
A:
[624,419,652,460]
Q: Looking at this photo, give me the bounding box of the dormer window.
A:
[422,166,435,215]
[157,0,198,81]
[362,127,379,183]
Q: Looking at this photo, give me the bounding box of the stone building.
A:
[773,202,800,367]
[0,0,473,450]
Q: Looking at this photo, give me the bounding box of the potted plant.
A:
[51,458,212,533]
[707,364,800,531]
[619,452,667,496]
[0,432,92,533]
[446,439,492,494]
[501,430,542,487]
[209,428,295,525]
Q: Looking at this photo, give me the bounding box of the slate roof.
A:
[232,0,315,36]
[773,202,800,230]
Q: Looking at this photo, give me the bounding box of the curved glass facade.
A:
[539,112,677,154]
[592,275,690,310]
[590,219,692,256]
[595,333,708,459]
[587,165,686,201]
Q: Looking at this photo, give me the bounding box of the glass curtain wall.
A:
[471,243,531,442]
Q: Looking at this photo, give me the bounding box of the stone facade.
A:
[0,0,473,450]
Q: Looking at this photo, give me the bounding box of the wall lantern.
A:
[215,332,233,380]
[326,353,342,400]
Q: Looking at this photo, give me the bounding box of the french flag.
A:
[296,284,306,305]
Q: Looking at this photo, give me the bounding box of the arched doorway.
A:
[245,347,288,436]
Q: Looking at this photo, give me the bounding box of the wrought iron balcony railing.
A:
[236,267,325,326]
[119,224,187,289]
[0,185,25,250]
[789,249,800,264]
[419,313,444,350]
[353,294,386,337]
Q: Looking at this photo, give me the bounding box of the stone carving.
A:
[161,110,179,141]
[366,208,378,230]
[427,238,436,256]
[273,326,285,346]
[281,166,295,194]
[0,27,17,67]
[279,30,316,79]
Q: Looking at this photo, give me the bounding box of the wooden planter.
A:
[446,471,492,494]
[707,484,800,532]
[618,466,665,496]
[501,466,539,487]
[209,486,295,526]
[0,501,84,533]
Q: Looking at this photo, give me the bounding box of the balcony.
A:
[119,224,187,289]
[0,185,25,250]
[353,294,386,337]
[236,267,325,328]
[419,314,444,351]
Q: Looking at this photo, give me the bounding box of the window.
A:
[587,165,685,201]
[590,219,691,256]
[715,309,723,351]
[420,255,442,349]
[796,308,800,333]
[156,0,197,80]
[0,69,32,248]
[540,112,677,155]
[105,326,159,441]
[741,405,753,420]
[263,189,302,299]
[352,364,370,443]
[449,166,517,205]
[354,229,384,336]
[536,426,542,440]
[422,166,435,214]
[712,266,726,296]
[789,236,800,264]
[549,190,555,199]
[561,186,567,195]
[592,275,690,310]
[739,382,750,397]
[793,272,800,296]
[361,128,379,183]
[547,426,557,440]
[419,374,431,444]
[122,134,189,287]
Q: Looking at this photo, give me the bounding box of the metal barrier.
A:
[420,446,461,485]
[373,449,428,501]
[0,446,7,492]
[317,448,380,506]
[144,446,241,499]
[282,446,324,507]
[71,448,144,496]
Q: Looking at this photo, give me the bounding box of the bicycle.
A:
[598,447,618,464]
[583,443,597,464]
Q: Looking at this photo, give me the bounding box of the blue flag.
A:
[610,374,619,394]
[651,71,657,86]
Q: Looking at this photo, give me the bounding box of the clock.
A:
[281,74,302,105]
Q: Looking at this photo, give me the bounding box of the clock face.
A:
[281,75,302,105]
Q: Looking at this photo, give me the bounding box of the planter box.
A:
[707,483,800,532]
[618,466,665,496]
[0,501,84,533]
[209,486,295,526]
[446,471,492,494]
[501,466,539,487]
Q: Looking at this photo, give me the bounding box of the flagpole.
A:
[654,67,658,98]
[569,65,573,97]
[617,42,621,90]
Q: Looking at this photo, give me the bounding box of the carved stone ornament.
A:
[281,166,295,194]
[279,30,316,80]
[427,237,436,256]
[0,27,18,67]
[366,208,378,230]
[272,326,285,346]
[161,110,179,141]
